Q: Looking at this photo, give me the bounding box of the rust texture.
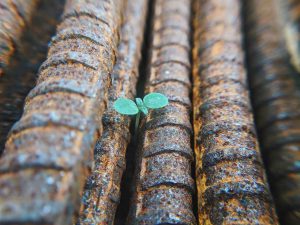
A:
[0,0,124,224]
[192,0,279,224]
[0,0,38,74]
[244,0,300,224]
[0,0,65,152]
[128,0,196,224]
[76,0,148,224]
[276,0,300,72]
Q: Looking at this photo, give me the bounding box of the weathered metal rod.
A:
[244,0,300,224]
[128,0,196,224]
[0,0,124,224]
[0,0,38,74]
[192,0,279,224]
[76,0,148,224]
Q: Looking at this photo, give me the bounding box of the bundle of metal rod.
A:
[0,0,124,224]
[128,0,196,224]
[244,0,300,224]
[192,0,279,224]
[276,0,300,73]
[76,0,148,224]
[0,0,38,74]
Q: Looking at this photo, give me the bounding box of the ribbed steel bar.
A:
[0,0,38,74]
[276,0,300,72]
[244,0,300,224]
[128,0,196,224]
[76,0,148,224]
[0,0,65,152]
[0,0,123,224]
[192,0,279,224]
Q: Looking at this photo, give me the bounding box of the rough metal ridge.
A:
[127,0,196,224]
[0,0,123,224]
[0,0,38,74]
[276,0,300,73]
[76,0,148,224]
[0,0,65,153]
[192,0,279,224]
[244,0,300,224]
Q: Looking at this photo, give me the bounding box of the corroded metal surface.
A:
[192,0,279,224]
[0,0,123,224]
[244,0,300,224]
[276,0,300,72]
[0,0,38,74]
[128,0,196,224]
[76,0,148,224]
[0,0,65,153]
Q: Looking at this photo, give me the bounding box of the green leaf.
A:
[135,98,148,115]
[113,97,139,115]
[143,92,168,109]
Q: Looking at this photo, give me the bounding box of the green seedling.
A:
[113,92,169,134]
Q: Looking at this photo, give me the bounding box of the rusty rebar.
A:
[192,0,279,224]
[0,0,38,74]
[127,0,196,224]
[0,0,124,224]
[244,0,300,224]
[76,0,148,224]
[0,0,65,153]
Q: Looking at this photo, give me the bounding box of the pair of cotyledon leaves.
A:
[113,92,168,115]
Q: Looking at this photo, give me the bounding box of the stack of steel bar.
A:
[77,0,148,224]
[276,0,300,73]
[0,0,124,224]
[192,0,279,224]
[128,0,196,224]
[0,0,38,74]
[244,0,300,224]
